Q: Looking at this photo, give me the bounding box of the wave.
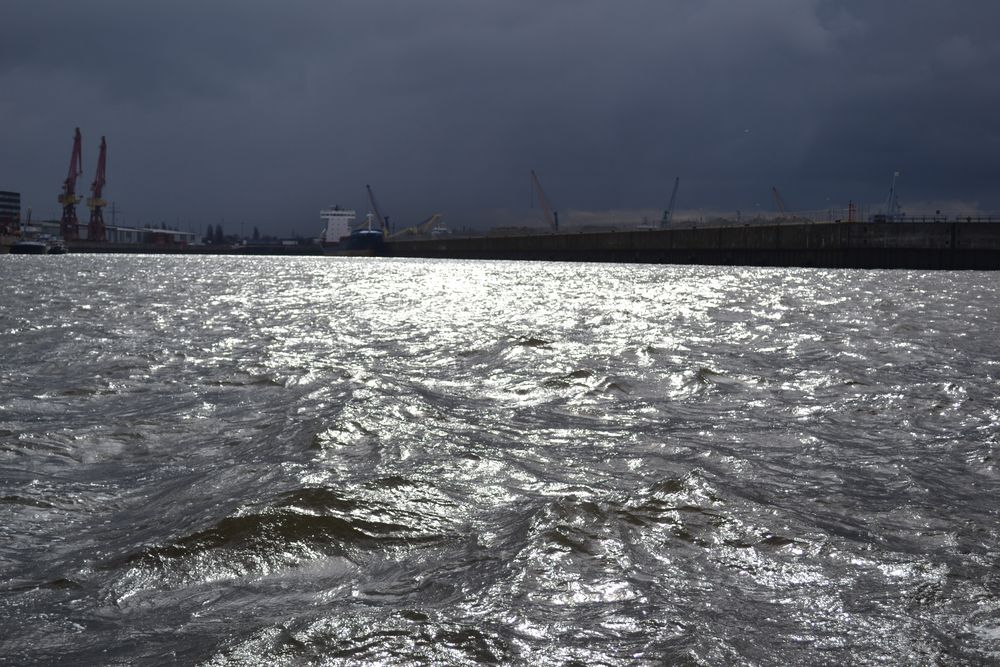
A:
[208,615,511,665]
[107,480,458,596]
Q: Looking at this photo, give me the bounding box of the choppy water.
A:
[1,255,999,665]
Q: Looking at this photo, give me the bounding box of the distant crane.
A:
[389,213,446,239]
[58,127,84,241]
[883,171,901,221]
[87,136,108,242]
[661,176,680,227]
[771,186,788,218]
[530,169,558,231]
[365,184,389,236]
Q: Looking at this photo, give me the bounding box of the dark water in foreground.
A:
[1,255,999,665]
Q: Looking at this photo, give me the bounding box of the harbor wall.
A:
[65,242,324,255]
[385,222,1000,270]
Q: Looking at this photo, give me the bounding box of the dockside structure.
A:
[0,191,20,234]
[385,221,1000,270]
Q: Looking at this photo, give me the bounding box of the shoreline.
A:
[6,221,1000,269]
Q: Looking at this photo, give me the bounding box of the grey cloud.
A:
[1,0,998,234]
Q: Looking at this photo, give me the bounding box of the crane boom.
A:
[771,186,787,216]
[884,171,900,221]
[58,127,84,241]
[388,214,446,239]
[417,213,444,234]
[365,184,388,235]
[88,136,108,242]
[530,169,558,231]
[661,176,680,227]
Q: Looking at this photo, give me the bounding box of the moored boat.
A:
[8,235,70,254]
[9,239,49,254]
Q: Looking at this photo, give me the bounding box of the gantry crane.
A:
[661,176,680,227]
[58,127,83,240]
[365,184,389,236]
[530,169,558,231]
[87,136,108,242]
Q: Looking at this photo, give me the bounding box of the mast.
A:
[365,184,389,236]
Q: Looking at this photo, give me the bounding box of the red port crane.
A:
[58,127,84,241]
[87,136,108,242]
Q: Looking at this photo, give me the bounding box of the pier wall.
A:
[65,242,324,255]
[385,222,1000,270]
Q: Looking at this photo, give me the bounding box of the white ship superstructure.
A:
[320,206,356,244]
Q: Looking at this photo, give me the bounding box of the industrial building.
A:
[0,191,20,233]
[24,217,196,246]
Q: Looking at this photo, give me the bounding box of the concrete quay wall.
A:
[385,222,1000,270]
[66,242,324,255]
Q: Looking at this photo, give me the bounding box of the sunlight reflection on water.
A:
[1,255,999,664]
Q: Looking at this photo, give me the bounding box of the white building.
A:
[320,206,356,245]
[24,219,196,245]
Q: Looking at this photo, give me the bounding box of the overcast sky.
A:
[2,1,998,235]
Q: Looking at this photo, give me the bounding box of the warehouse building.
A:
[0,191,20,233]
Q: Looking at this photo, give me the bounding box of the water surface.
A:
[1,255,999,664]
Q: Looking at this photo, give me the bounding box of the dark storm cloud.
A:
[2,0,998,234]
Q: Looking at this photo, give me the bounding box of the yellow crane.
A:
[388,214,446,239]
